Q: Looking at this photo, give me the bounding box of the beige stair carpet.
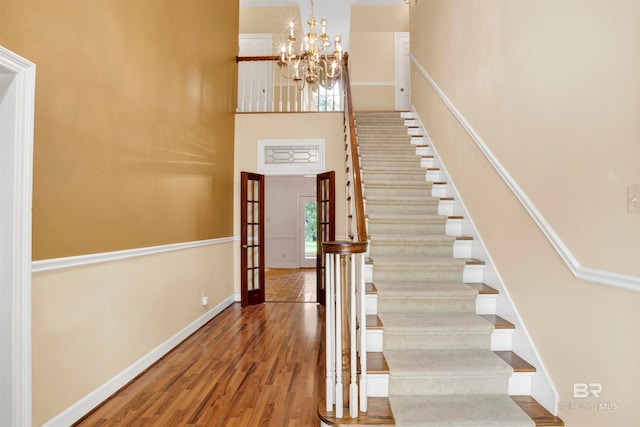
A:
[357,111,534,426]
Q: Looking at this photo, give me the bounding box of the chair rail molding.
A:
[410,53,640,293]
[32,237,234,274]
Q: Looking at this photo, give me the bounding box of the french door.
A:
[240,172,265,307]
[316,171,335,305]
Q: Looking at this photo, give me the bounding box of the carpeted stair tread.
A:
[364,180,431,188]
[369,234,455,243]
[374,281,478,298]
[372,256,466,268]
[384,349,513,378]
[377,313,494,333]
[388,395,535,426]
[366,198,441,207]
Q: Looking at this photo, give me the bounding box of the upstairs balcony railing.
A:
[236,56,345,113]
[237,55,368,420]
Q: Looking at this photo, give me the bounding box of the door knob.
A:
[400,88,404,92]
[242,245,248,249]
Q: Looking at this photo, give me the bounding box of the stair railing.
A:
[236,56,344,113]
[322,56,369,419]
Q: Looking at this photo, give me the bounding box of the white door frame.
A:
[0,45,36,427]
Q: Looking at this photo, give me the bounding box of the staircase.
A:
[320,111,563,426]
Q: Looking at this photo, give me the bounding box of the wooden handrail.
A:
[342,59,367,243]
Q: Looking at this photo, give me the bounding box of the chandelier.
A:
[277,0,343,90]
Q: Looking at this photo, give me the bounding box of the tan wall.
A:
[240,6,301,54]
[0,0,238,260]
[233,113,346,294]
[32,242,234,425]
[410,1,640,426]
[349,5,409,110]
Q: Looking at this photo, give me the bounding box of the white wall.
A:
[265,175,315,268]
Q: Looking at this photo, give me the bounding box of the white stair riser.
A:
[420,157,439,168]
[463,264,484,283]
[509,372,534,396]
[491,329,514,351]
[366,293,377,315]
[367,329,384,352]
[366,373,389,397]
[415,146,432,156]
[453,239,473,258]
[426,169,445,182]
[476,294,497,315]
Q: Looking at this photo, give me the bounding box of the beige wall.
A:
[349,5,409,110]
[410,1,640,426]
[0,0,238,260]
[234,113,346,294]
[32,242,234,425]
[0,1,239,424]
[240,5,301,54]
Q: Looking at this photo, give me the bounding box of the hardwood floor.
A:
[74,303,325,427]
[265,268,317,303]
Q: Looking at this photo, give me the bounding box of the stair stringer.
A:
[401,109,560,415]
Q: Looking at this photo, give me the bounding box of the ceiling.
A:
[240,0,408,50]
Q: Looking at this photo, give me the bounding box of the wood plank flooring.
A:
[265,268,317,303]
[74,303,326,427]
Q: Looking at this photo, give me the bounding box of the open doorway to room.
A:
[264,175,317,302]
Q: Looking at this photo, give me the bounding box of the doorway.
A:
[263,175,316,302]
[299,196,317,268]
[394,32,411,110]
[0,45,36,427]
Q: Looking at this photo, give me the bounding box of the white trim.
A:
[41,295,236,427]
[0,45,35,427]
[410,53,640,293]
[409,115,559,413]
[32,237,234,274]
[350,81,395,87]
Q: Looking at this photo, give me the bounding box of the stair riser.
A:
[378,298,476,315]
[365,203,440,216]
[368,222,445,234]
[374,265,464,282]
[363,172,426,182]
[360,149,417,156]
[359,145,416,152]
[389,375,510,396]
[361,160,421,169]
[383,333,491,351]
[369,241,454,257]
[364,187,432,198]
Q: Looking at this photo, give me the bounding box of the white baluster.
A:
[358,252,367,412]
[349,253,358,418]
[325,252,334,412]
[334,254,343,419]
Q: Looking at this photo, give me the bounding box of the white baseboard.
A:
[41,295,236,427]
